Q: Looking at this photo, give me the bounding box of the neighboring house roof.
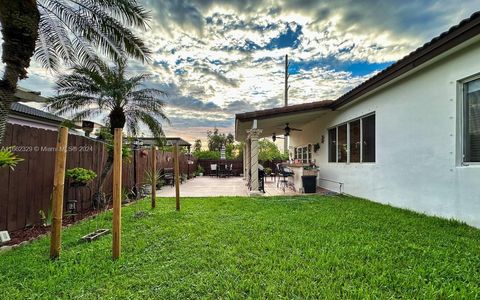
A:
[236,11,480,121]
[139,137,192,147]
[14,87,48,103]
[10,102,65,124]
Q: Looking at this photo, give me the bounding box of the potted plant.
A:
[66,168,97,187]
[196,165,204,176]
[39,209,52,227]
[264,167,272,176]
[143,170,155,192]
[143,169,164,192]
[0,147,23,170]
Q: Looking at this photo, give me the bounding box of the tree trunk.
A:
[109,107,126,134]
[0,0,40,144]
[97,108,126,193]
[0,68,17,144]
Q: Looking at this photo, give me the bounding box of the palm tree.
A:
[47,57,169,191]
[0,0,151,143]
[49,58,168,136]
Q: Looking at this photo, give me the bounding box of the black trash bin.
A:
[258,168,265,193]
[302,175,317,193]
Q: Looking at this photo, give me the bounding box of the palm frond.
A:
[38,5,73,61]
[47,94,99,115]
[34,30,59,70]
[35,0,151,70]
[82,0,151,29]
[126,110,165,138]
[69,107,104,121]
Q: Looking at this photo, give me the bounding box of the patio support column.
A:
[245,138,250,184]
[242,143,247,180]
[247,128,262,194]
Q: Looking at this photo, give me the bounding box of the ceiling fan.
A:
[280,123,302,137]
[271,133,285,142]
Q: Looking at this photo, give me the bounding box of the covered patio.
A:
[235,101,333,195]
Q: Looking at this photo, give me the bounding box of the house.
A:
[75,120,105,137]
[9,88,99,135]
[235,11,480,227]
[8,87,63,130]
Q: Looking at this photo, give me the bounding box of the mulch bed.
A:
[2,205,113,247]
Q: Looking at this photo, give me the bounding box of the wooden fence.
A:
[196,160,284,177]
[0,124,196,232]
[197,159,243,176]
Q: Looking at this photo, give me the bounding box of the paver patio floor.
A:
[156,176,330,197]
[156,176,249,197]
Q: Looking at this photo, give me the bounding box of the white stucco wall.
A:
[290,40,480,227]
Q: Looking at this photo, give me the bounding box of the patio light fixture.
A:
[67,200,78,215]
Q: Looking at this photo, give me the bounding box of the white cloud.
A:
[3,0,479,143]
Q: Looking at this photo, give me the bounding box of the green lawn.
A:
[1,195,480,299]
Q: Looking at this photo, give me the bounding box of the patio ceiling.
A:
[235,108,330,141]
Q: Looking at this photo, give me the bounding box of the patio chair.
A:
[276,163,294,192]
[258,166,265,193]
[217,163,227,178]
[210,164,217,177]
[163,168,174,186]
[224,163,233,177]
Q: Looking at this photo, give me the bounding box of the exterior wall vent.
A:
[0,231,11,243]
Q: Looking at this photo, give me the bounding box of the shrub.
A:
[106,143,132,162]
[66,168,97,183]
[193,150,220,160]
[39,209,52,227]
[0,148,23,170]
[144,170,162,185]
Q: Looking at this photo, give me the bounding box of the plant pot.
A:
[70,181,87,188]
[303,169,318,176]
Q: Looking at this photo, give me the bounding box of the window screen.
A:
[350,120,361,163]
[362,114,376,162]
[328,128,336,162]
[337,124,347,163]
[464,79,480,163]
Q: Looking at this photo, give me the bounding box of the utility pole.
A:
[285,54,289,106]
[284,54,290,155]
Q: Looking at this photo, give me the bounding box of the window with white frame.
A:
[462,78,480,163]
[328,113,375,163]
[293,144,312,163]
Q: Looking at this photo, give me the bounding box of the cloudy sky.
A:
[16,0,480,142]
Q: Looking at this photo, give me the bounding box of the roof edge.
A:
[236,100,333,122]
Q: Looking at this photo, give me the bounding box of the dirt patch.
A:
[1,205,113,247]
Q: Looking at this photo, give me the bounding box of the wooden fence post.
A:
[112,128,122,260]
[50,126,69,259]
[174,143,180,211]
[151,146,156,209]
